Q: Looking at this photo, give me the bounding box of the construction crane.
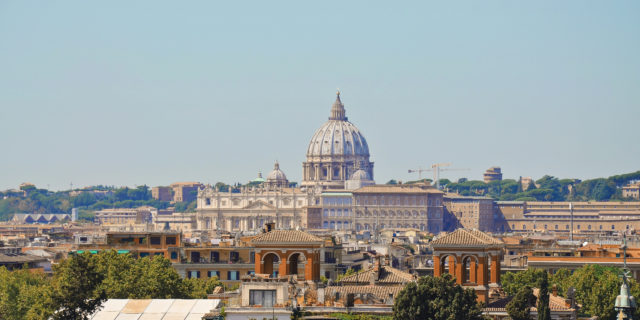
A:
[408,163,470,190]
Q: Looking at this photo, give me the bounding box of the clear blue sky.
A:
[1,1,639,191]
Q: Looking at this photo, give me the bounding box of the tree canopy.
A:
[506,286,535,320]
[0,250,223,319]
[502,266,640,320]
[392,274,483,320]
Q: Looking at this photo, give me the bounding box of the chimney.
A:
[265,222,276,232]
[372,256,382,282]
[552,284,558,297]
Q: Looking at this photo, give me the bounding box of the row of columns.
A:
[433,253,501,286]
[303,161,374,182]
[254,251,320,281]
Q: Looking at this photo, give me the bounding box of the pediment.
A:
[243,200,276,210]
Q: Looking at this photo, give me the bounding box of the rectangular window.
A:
[250,252,255,263]
[228,271,240,280]
[208,270,219,278]
[150,237,161,245]
[170,251,178,260]
[325,252,335,263]
[165,237,177,245]
[230,251,239,263]
[188,270,200,279]
[211,251,219,263]
[249,290,276,307]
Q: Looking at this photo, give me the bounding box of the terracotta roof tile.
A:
[484,289,575,313]
[251,230,323,244]
[338,266,414,285]
[325,285,405,301]
[431,229,503,248]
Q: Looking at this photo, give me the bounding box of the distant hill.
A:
[442,170,640,201]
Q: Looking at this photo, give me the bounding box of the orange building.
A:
[528,242,640,279]
[76,231,182,262]
[431,229,504,302]
[252,230,323,282]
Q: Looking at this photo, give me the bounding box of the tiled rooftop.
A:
[251,230,323,244]
[338,265,414,285]
[484,289,574,313]
[325,285,404,301]
[431,229,503,247]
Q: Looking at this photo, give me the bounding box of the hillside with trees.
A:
[441,170,640,202]
[0,185,172,222]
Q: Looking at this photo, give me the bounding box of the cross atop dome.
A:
[329,90,347,121]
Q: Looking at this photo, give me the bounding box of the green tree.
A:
[570,265,621,320]
[502,268,548,296]
[392,274,482,320]
[124,255,190,299]
[337,268,356,281]
[49,252,106,320]
[215,182,230,192]
[549,268,571,296]
[185,276,223,298]
[0,266,54,320]
[537,272,551,320]
[506,286,535,320]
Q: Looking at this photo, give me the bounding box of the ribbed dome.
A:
[266,161,287,182]
[307,92,369,158]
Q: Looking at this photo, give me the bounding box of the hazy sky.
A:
[1,1,639,191]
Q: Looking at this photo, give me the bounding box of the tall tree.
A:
[49,253,106,320]
[506,286,535,320]
[537,272,551,320]
[392,274,482,320]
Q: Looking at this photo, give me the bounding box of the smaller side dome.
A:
[345,166,375,190]
[350,169,370,181]
[266,161,289,188]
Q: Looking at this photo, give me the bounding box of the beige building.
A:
[443,195,494,231]
[520,176,535,191]
[196,181,316,232]
[151,186,172,201]
[95,207,154,225]
[483,167,502,183]
[496,201,640,233]
[622,183,640,200]
[351,184,445,233]
[170,182,203,202]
